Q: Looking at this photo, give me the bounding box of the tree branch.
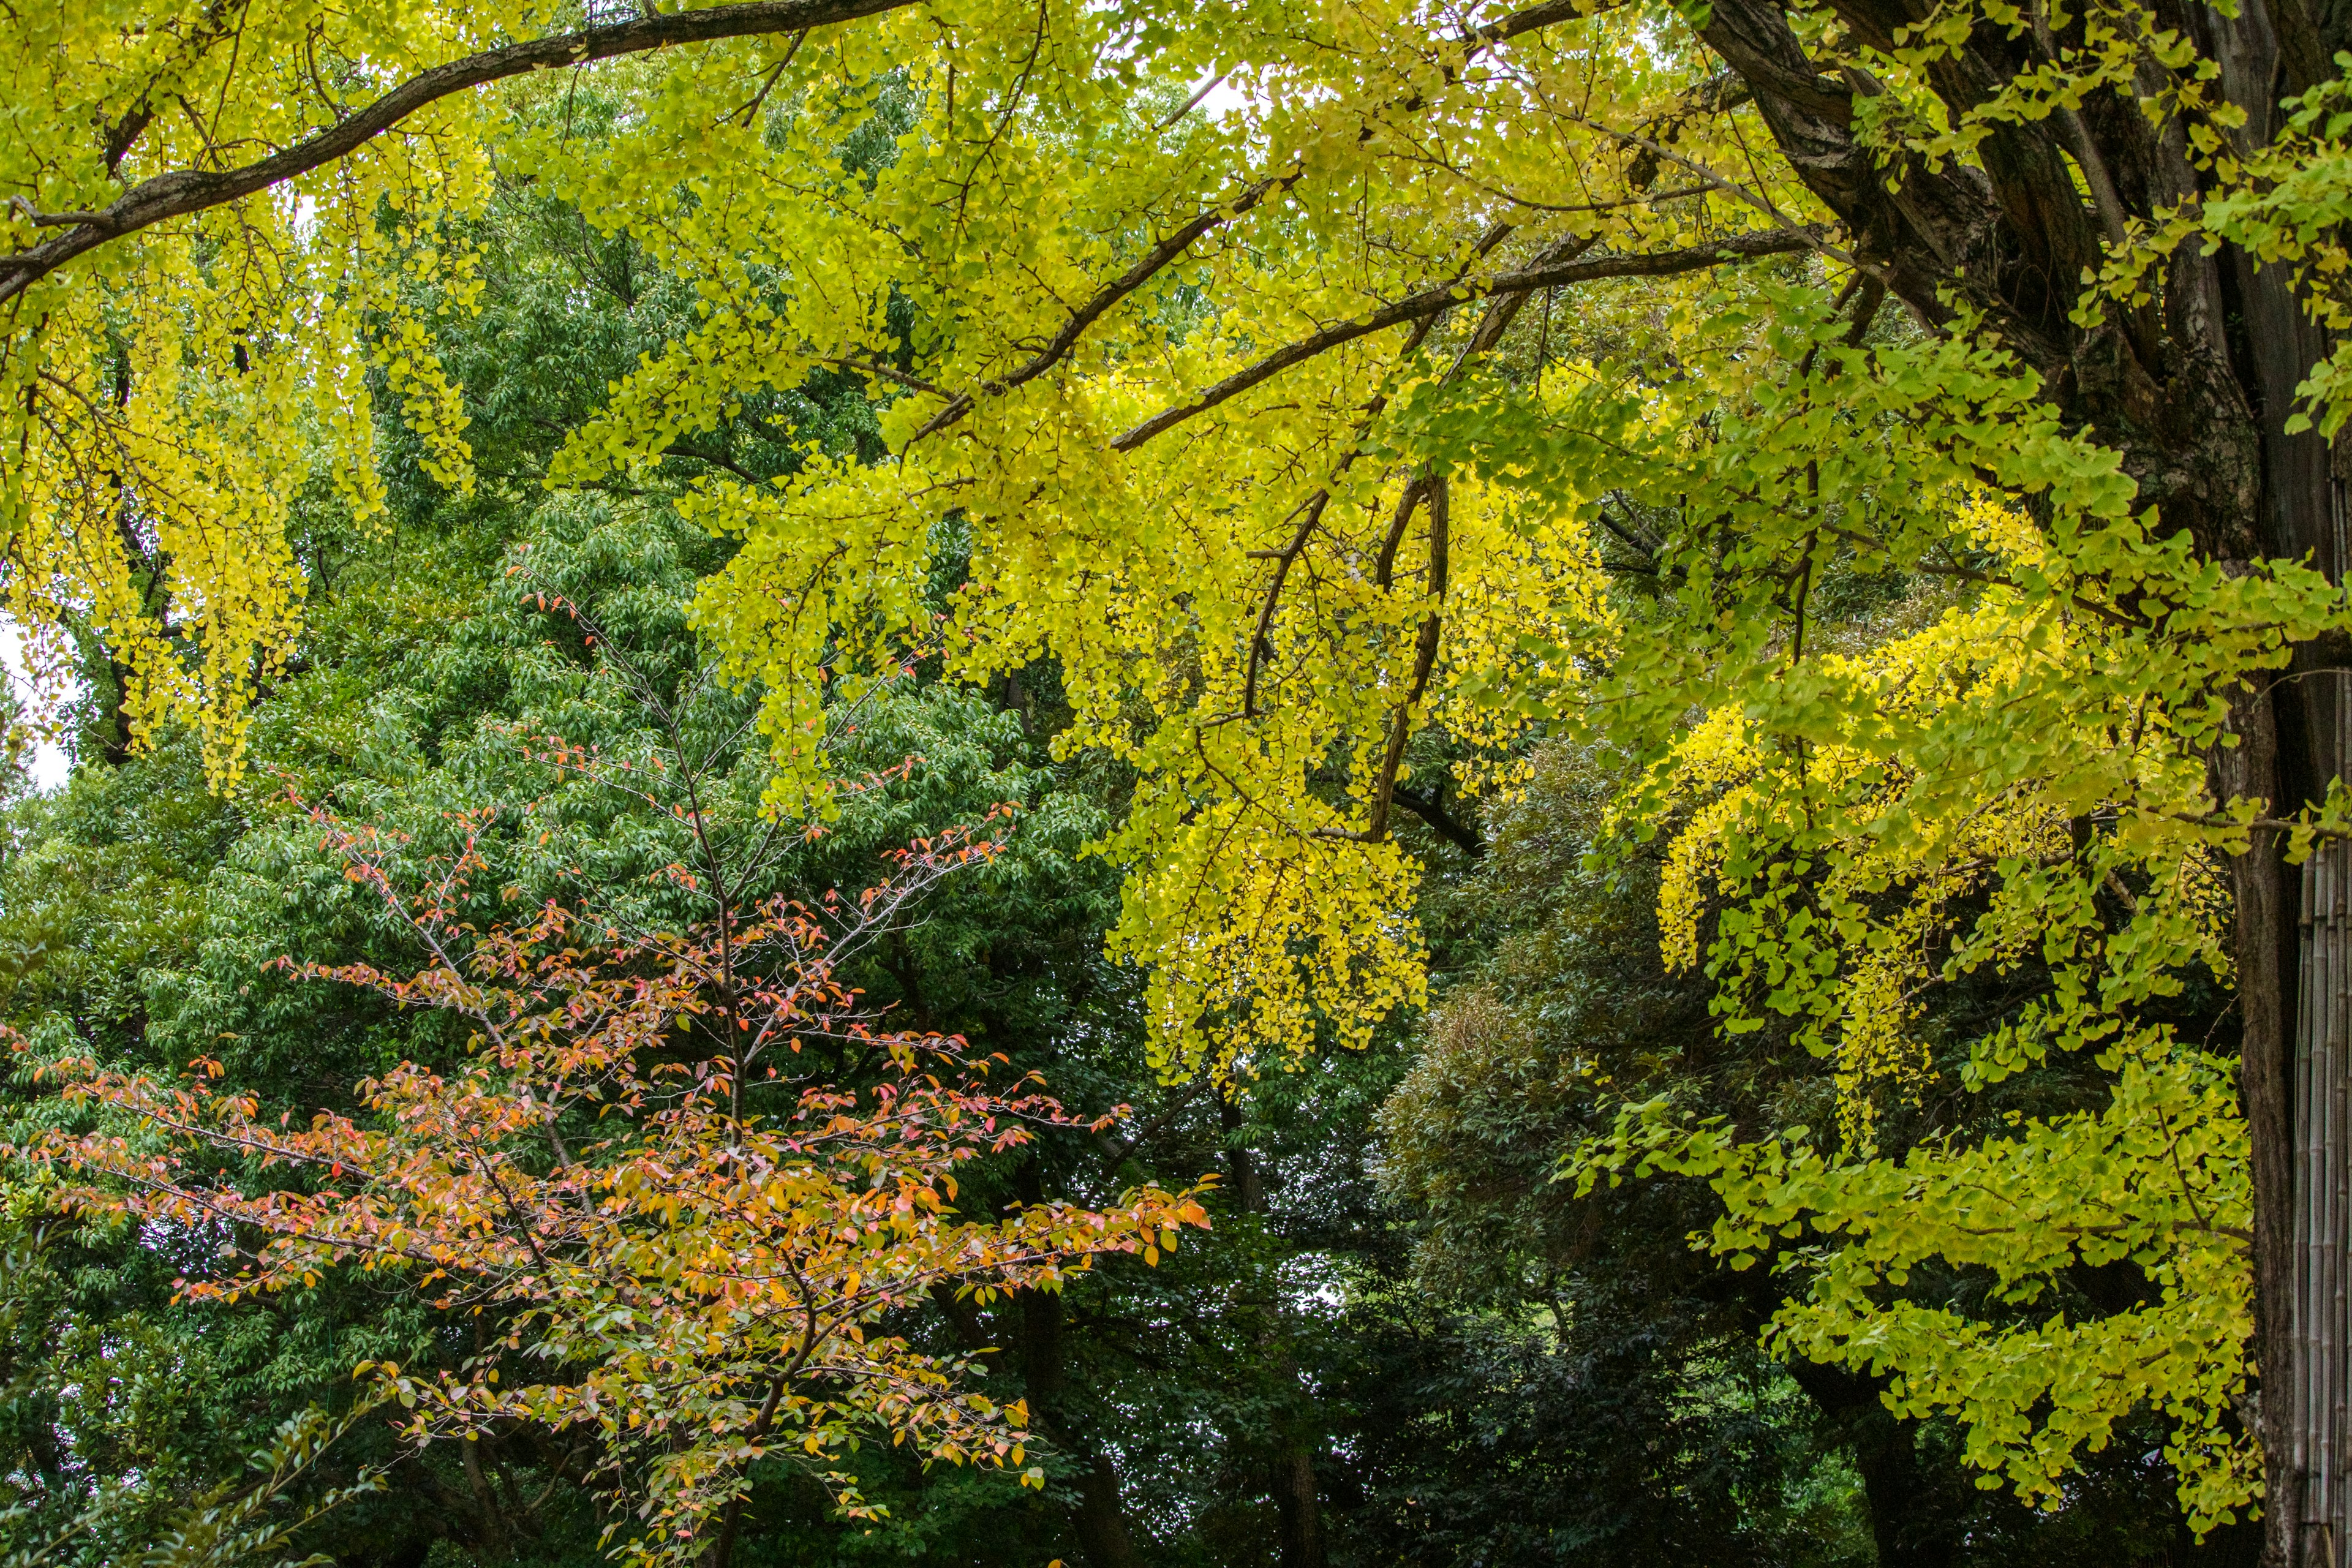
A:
[1469,0,1631,44]
[660,440,761,484]
[0,0,915,306]
[1391,780,1483,858]
[907,165,1305,444]
[1111,226,1820,450]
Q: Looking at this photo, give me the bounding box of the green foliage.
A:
[10,3,2340,1551]
[2,1384,383,1568]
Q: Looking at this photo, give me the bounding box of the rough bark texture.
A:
[2231,682,2304,1561]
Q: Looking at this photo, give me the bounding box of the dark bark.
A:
[1783,1359,1957,1568]
[1219,1086,1327,1568]
[1698,0,2267,562]
[1218,1082,1266,1216]
[1693,0,2336,1551]
[1012,1286,1145,1568]
[1070,1453,1145,1568]
[1390,780,1485,859]
[1271,1447,1329,1568]
[977,1164,1147,1568]
[1112,227,1819,451]
[2228,680,2304,1562]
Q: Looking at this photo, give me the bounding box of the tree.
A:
[21,750,1205,1566]
[1380,741,2255,1564]
[15,0,2352,1551]
[0,1395,389,1568]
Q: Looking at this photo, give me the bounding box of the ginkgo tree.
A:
[13,0,2352,1555]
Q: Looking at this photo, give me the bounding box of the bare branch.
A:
[1155,72,1228,131]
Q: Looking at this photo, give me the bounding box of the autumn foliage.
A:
[17,786,1208,1566]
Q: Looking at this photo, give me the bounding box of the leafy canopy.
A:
[15,0,2352,1534]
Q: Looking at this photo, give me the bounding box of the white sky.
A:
[0,617,72,793]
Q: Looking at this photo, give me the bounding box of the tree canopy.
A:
[9,0,2352,1559]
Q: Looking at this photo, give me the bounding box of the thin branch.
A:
[0,0,920,304]
[661,442,761,484]
[907,165,1306,444]
[1243,492,1331,718]
[1232,222,1514,718]
[9,198,111,229]
[820,354,948,398]
[1096,1077,1217,1163]
[1155,71,1227,131]
[1322,475,1451,845]
[729,29,810,126]
[1112,226,1820,450]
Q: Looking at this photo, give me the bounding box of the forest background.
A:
[4,0,2346,1563]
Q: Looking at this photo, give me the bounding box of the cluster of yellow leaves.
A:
[1643,561,2230,1145]
[1,0,516,778]
[1567,478,2309,1528]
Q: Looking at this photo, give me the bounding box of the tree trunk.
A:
[933,1172,1150,1568]
[2226,37,2352,1550]
[1271,1447,1329,1568]
[1783,1358,1958,1568]
[1008,1159,1148,1568]
[1071,1452,1146,1568]
[1012,1283,1149,1568]
[1220,1084,1327,1568]
[2227,678,2305,1564]
[2280,458,2351,1568]
[1694,0,2352,1549]
[2292,809,2352,1567]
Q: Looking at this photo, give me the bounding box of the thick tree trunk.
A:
[2226,680,2305,1564]
[1071,1453,1146,1568]
[2222,37,2346,1543]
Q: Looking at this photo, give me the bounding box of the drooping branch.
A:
[0,0,918,306]
[907,165,1306,443]
[1235,224,1518,720]
[1112,225,1821,450]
